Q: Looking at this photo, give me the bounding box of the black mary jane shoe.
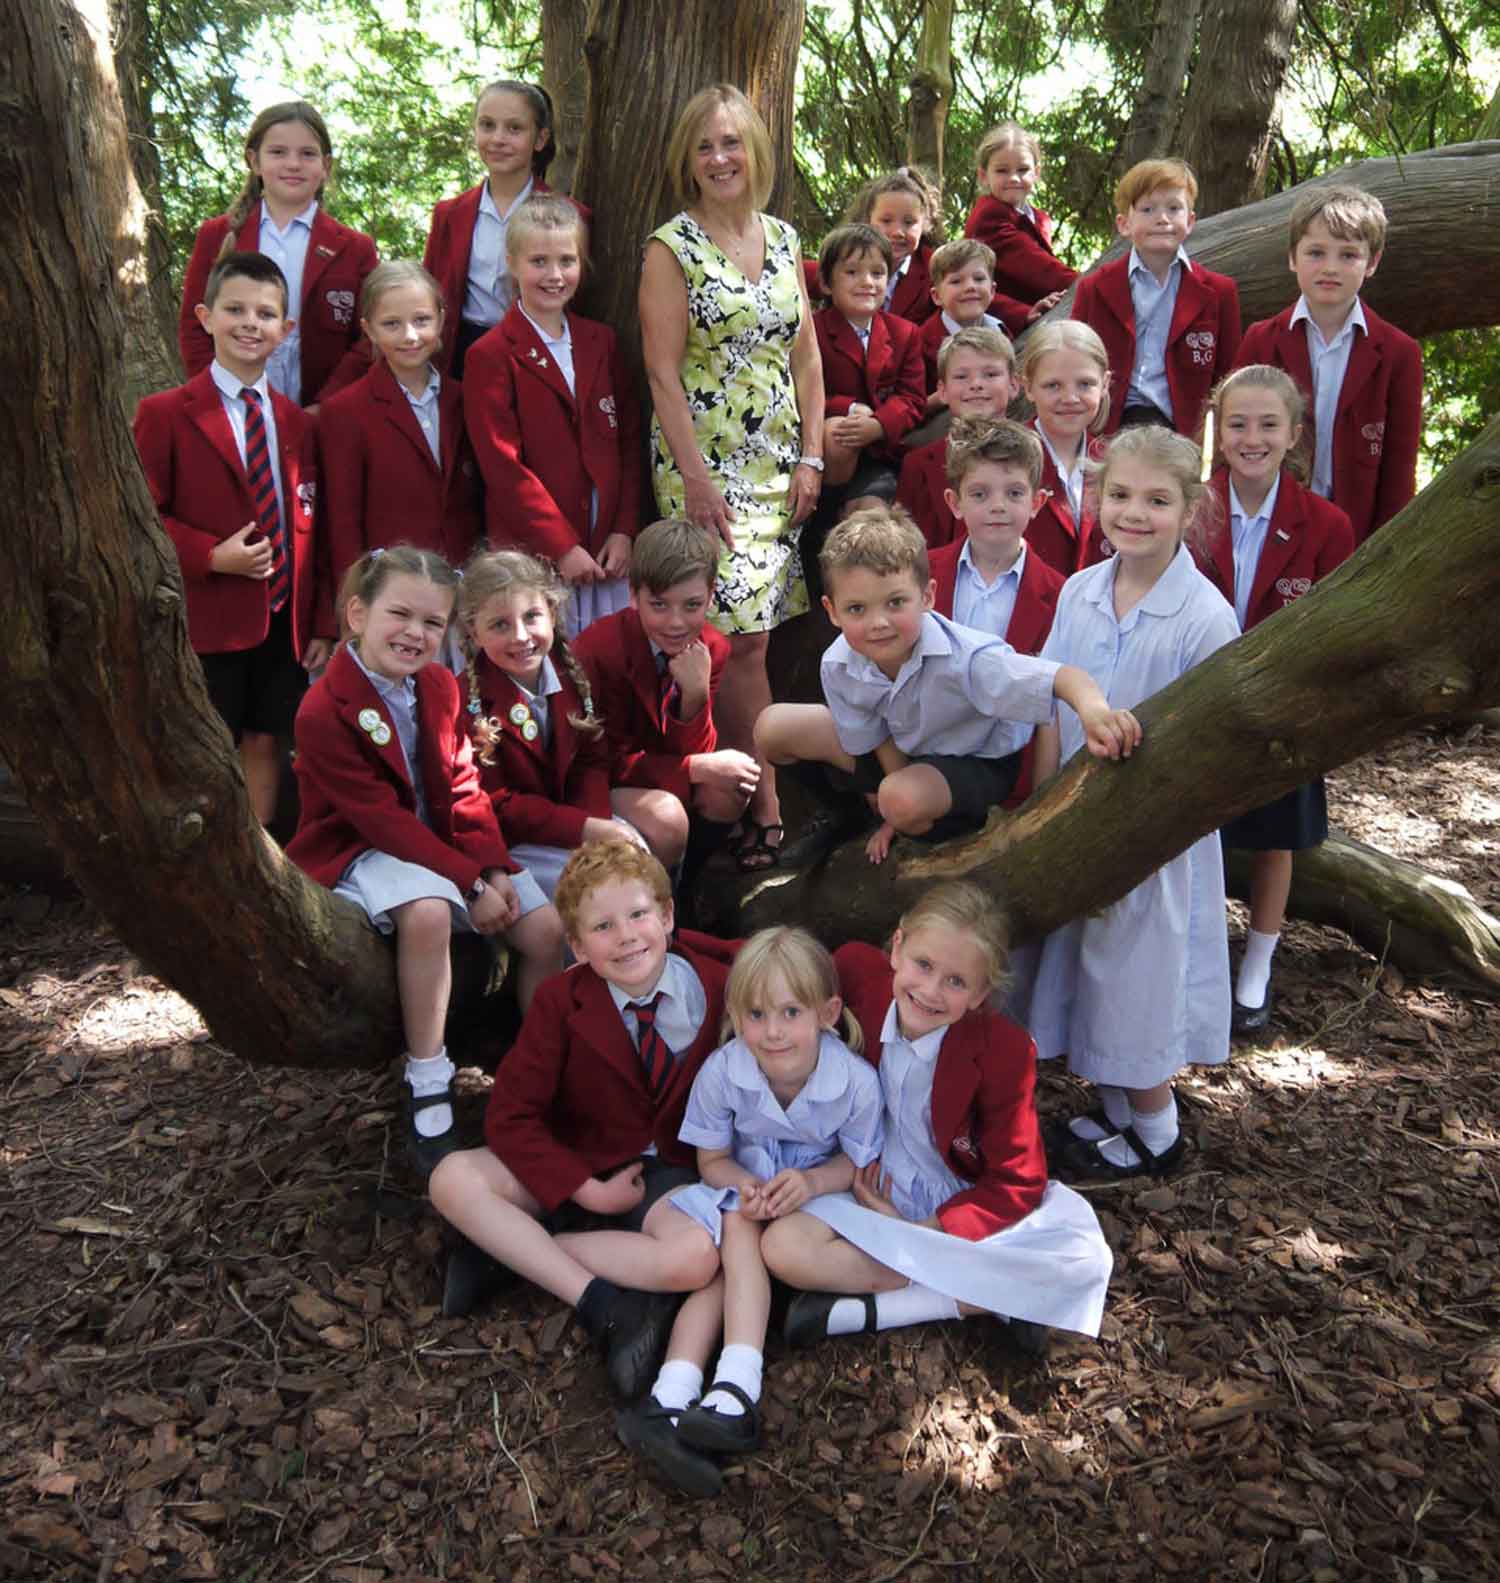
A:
[1041,1107,1115,1162]
[1055,1125,1188,1184]
[401,1080,461,1185]
[441,1235,511,1319]
[616,1400,724,1498]
[783,1289,877,1349]
[602,1290,682,1401]
[676,1382,762,1454]
[1231,980,1274,1035]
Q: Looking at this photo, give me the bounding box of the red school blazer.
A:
[464,304,642,562]
[803,244,940,329]
[963,195,1077,306]
[1071,254,1242,442]
[917,306,1027,395]
[1234,304,1423,546]
[1024,420,1109,577]
[930,541,1064,806]
[286,644,517,893]
[177,206,378,406]
[895,435,963,550]
[484,931,738,1210]
[316,360,484,590]
[1198,468,1356,631]
[469,651,613,848]
[834,942,1047,1239]
[421,180,591,375]
[815,308,926,458]
[133,370,328,657]
[573,607,730,804]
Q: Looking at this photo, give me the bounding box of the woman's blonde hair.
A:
[665,84,775,210]
[1020,320,1113,434]
[897,882,1011,996]
[722,927,862,1052]
[1208,363,1309,482]
[1092,426,1221,554]
[458,549,603,757]
[217,102,334,261]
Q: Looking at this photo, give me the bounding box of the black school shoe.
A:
[676,1382,761,1454]
[591,1290,681,1401]
[1231,979,1274,1035]
[616,1400,724,1498]
[1055,1124,1187,1183]
[783,1289,876,1349]
[775,803,870,870]
[441,1235,511,1318]
[401,1079,461,1185]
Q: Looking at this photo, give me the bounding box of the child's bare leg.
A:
[761,1211,905,1294]
[1237,848,1293,1013]
[391,897,452,1059]
[663,1273,725,1373]
[556,1192,720,1293]
[720,1211,771,1349]
[823,433,859,486]
[875,763,953,837]
[505,904,565,1013]
[755,702,857,773]
[241,730,280,826]
[612,787,689,863]
[719,631,780,830]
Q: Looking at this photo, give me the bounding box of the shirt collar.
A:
[515,654,562,704]
[400,367,442,406]
[210,361,268,403]
[940,309,998,336]
[722,1031,849,1103]
[1290,293,1367,343]
[1228,474,1281,527]
[607,949,684,1014]
[347,638,417,704]
[1127,245,1190,282]
[260,197,318,235]
[841,609,949,685]
[520,304,571,351]
[958,537,1025,589]
[1086,542,1201,619]
[879,1001,948,1061]
[479,177,534,224]
[842,313,873,340]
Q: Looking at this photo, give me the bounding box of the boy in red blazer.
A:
[1072,158,1241,442]
[929,420,1065,806]
[814,224,927,512]
[429,843,737,1400]
[963,123,1077,318]
[574,520,757,827]
[918,238,1030,394]
[135,251,332,824]
[897,326,1020,549]
[1234,185,1422,544]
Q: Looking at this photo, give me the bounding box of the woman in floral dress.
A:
[640,83,825,869]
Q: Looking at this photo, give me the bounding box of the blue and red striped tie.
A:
[656,653,679,732]
[241,387,288,612]
[634,992,673,1097]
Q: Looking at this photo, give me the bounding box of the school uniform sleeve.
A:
[819,643,889,756]
[676,1047,738,1152]
[964,196,1076,303]
[132,392,223,582]
[834,1055,885,1169]
[872,319,928,446]
[442,696,516,875]
[177,218,228,380]
[964,642,1060,724]
[1373,331,1423,534]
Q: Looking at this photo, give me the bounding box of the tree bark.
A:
[570,0,806,356]
[1117,0,1202,172]
[699,413,1500,946]
[1044,142,1500,339]
[0,0,401,1069]
[1179,0,1299,216]
[541,0,590,197]
[906,0,954,187]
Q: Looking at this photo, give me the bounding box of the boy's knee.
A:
[876,776,929,832]
[662,1230,721,1291]
[639,792,690,856]
[693,784,747,824]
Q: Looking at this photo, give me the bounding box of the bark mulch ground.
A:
[2,729,1498,1582]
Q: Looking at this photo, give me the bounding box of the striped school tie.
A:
[240,387,288,612]
[655,652,679,732]
[633,992,674,1097]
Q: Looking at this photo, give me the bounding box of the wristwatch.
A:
[797,455,825,472]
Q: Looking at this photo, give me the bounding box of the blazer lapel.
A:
[1167,261,1207,344]
[1006,554,1051,654]
[931,1031,980,1170]
[1098,261,1134,331]
[187,373,251,491]
[1246,479,1305,617]
[372,362,442,475]
[574,971,649,1088]
[333,648,415,793]
[505,309,576,412]
[1032,419,1079,540]
[299,208,344,314]
[865,314,893,397]
[1336,324,1381,418]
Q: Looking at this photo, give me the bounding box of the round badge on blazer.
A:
[521,719,540,742]
[508,703,530,727]
[371,723,393,747]
[357,708,381,733]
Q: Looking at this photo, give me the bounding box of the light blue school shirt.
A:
[1291,294,1367,500]
[1125,245,1190,417]
[209,360,286,534]
[677,1032,884,1180]
[952,540,1026,638]
[348,640,429,826]
[1037,423,1086,521]
[1228,475,1281,630]
[608,951,707,1063]
[939,308,1001,337]
[876,1004,965,1223]
[400,367,442,463]
[822,609,1058,760]
[463,177,534,324]
[255,198,317,401]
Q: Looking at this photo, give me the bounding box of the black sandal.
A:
[730,820,784,872]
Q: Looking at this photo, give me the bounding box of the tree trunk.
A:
[906,0,954,187]
[541,0,590,196]
[699,414,1500,946]
[0,0,401,1069]
[570,0,805,357]
[1046,141,1500,338]
[1117,0,1202,172]
[1478,83,1500,142]
[1179,0,1299,216]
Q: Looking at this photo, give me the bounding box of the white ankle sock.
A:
[1236,929,1279,1006]
[873,1283,959,1331]
[1097,1093,1179,1168]
[700,1344,762,1415]
[404,1050,455,1138]
[1069,1084,1132,1141]
[650,1358,704,1419]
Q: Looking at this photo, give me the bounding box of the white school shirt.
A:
[209,360,286,533]
[400,367,442,463]
[1228,475,1281,630]
[821,610,1058,760]
[1124,246,1190,417]
[462,177,535,324]
[511,655,561,748]
[952,539,1026,639]
[608,951,707,1066]
[883,253,911,310]
[843,315,872,354]
[677,1032,884,1181]
[1036,423,1086,521]
[876,1004,966,1222]
[255,198,317,401]
[348,640,429,826]
[1291,294,1367,500]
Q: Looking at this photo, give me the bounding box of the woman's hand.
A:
[557,544,605,584]
[684,473,737,549]
[598,532,633,579]
[786,462,822,527]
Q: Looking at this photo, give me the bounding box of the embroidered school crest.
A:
[1185,329,1216,365]
[1361,421,1385,457]
[599,394,618,431]
[325,289,355,325]
[1274,576,1313,603]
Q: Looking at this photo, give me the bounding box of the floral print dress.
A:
[649,211,809,633]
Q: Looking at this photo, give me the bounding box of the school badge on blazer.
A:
[325,289,355,326]
[1185,330,1216,365]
